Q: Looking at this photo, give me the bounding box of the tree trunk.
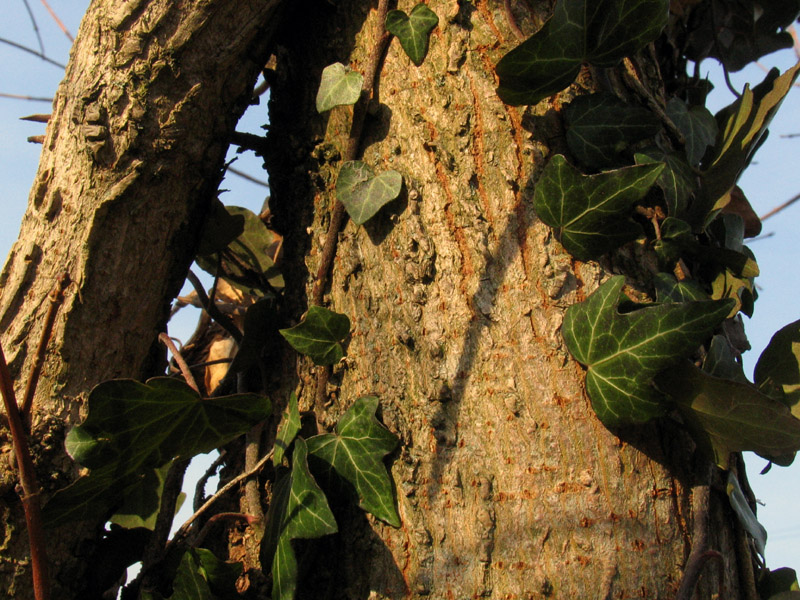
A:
[0,1,282,597]
[264,1,752,598]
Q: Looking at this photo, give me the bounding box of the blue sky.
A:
[1,2,799,570]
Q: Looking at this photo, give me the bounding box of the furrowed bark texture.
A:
[266,1,749,598]
[0,0,283,597]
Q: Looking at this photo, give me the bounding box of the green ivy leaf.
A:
[702,335,748,384]
[280,306,350,366]
[109,462,186,530]
[274,393,302,467]
[496,0,669,105]
[196,205,283,294]
[533,155,663,261]
[193,547,244,599]
[143,548,240,600]
[696,62,800,227]
[336,160,403,225]
[727,471,767,557]
[655,362,800,468]
[196,198,246,258]
[755,319,800,416]
[43,378,269,526]
[385,4,438,66]
[307,397,400,526]
[228,296,278,374]
[263,438,338,600]
[316,62,363,113]
[653,273,708,304]
[563,276,734,426]
[564,93,661,169]
[635,148,696,218]
[759,567,800,600]
[665,99,717,167]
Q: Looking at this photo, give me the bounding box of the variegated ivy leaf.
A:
[316,62,363,113]
[755,319,800,417]
[533,155,663,261]
[263,438,337,600]
[336,160,403,225]
[307,397,400,526]
[563,276,734,426]
[385,4,439,66]
[280,306,351,366]
[496,0,669,105]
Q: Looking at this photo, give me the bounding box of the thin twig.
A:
[503,0,525,41]
[39,0,74,42]
[0,346,49,600]
[158,333,199,393]
[759,191,800,221]
[21,0,45,55]
[193,450,227,511]
[227,166,269,188]
[28,135,45,144]
[229,131,268,154]
[20,272,69,426]
[185,271,243,344]
[20,114,50,123]
[0,37,65,68]
[0,92,53,102]
[168,449,273,548]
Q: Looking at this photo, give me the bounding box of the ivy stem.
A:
[0,345,50,600]
[20,272,69,428]
[675,468,713,600]
[158,333,200,393]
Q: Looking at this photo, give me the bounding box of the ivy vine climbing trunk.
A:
[0,1,282,597]
[264,1,753,598]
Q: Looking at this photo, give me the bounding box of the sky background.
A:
[1,1,799,571]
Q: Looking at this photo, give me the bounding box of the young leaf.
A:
[496,0,669,105]
[655,362,800,468]
[665,99,717,167]
[307,396,400,526]
[563,276,734,426]
[385,4,439,66]
[533,155,663,261]
[280,306,350,365]
[635,148,696,218]
[755,319,800,416]
[336,160,403,225]
[564,93,661,169]
[262,438,338,600]
[274,393,302,466]
[316,62,363,113]
[43,378,270,526]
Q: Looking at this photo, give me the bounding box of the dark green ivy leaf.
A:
[336,160,403,225]
[262,438,338,600]
[109,462,186,530]
[142,548,240,600]
[43,378,269,526]
[563,276,734,426]
[653,273,709,304]
[533,154,663,261]
[655,362,800,469]
[755,319,800,416]
[665,99,717,167]
[274,393,302,467]
[564,93,661,169]
[307,396,400,526]
[385,4,439,66]
[635,148,696,218]
[496,0,669,105]
[702,334,748,384]
[316,63,363,113]
[196,199,246,258]
[280,306,350,366]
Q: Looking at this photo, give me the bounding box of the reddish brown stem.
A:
[0,346,50,600]
[158,333,200,393]
[39,0,74,42]
[21,273,69,426]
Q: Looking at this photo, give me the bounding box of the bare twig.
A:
[20,273,69,426]
[21,0,45,55]
[0,92,53,102]
[0,37,65,69]
[0,346,50,600]
[20,114,50,123]
[229,131,268,154]
[760,191,800,221]
[227,166,269,188]
[28,135,45,144]
[158,333,199,393]
[39,0,74,42]
[185,271,243,344]
[193,450,227,511]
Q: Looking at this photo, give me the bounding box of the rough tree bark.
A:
[0,0,758,599]
[0,1,282,597]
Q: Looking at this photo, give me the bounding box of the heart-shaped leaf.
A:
[385,4,439,66]
[533,154,663,261]
[316,62,364,113]
[665,99,718,167]
[655,362,800,468]
[43,378,270,526]
[274,393,301,467]
[496,0,669,105]
[262,438,337,600]
[336,160,402,225]
[307,397,400,526]
[563,276,734,425]
[564,93,661,169]
[653,273,709,304]
[755,319,800,416]
[635,148,696,218]
[280,306,350,365]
